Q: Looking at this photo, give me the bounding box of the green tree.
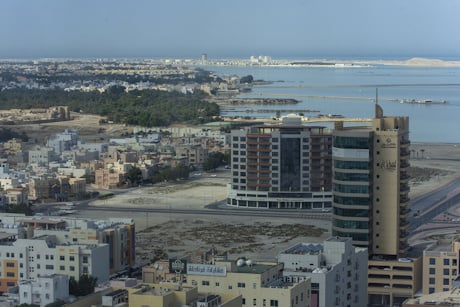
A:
[7,203,33,216]
[126,166,143,186]
[240,75,254,84]
[69,275,97,296]
[203,152,226,171]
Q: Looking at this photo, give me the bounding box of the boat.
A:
[399,99,447,105]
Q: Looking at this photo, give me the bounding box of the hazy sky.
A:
[1,0,459,59]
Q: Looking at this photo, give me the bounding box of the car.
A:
[210,174,217,177]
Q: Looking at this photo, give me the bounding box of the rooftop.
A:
[283,243,324,255]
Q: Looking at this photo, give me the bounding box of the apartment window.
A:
[82,256,88,264]
[429,287,435,294]
[429,268,436,274]
[19,253,23,258]
[59,266,65,271]
[6,262,14,268]
[429,278,435,284]
[238,282,246,288]
[59,256,65,261]
[37,264,40,269]
[444,259,450,266]
[444,269,450,275]
[20,263,23,268]
[444,279,450,285]
[429,258,436,265]
[242,298,246,305]
[215,282,220,287]
[253,283,256,289]
[50,255,54,260]
[270,300,279,307]
[46,265,54,270]
[83,267,88,274]
[253,298,257,305]
[6,272,14,277]
[70,266,75,272]
[69,256,75,262]
[202,280,210,286]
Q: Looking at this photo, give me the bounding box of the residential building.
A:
[28,147,56,165]
[3,138,22,155]
[228,115,332,210]
[279,236,368,307]
[331,104,420,306]
[47,128,79,155]
[19,274,69,307]
[0,214,135,276]
[5,187,28,205]
[0,235,109,293]
[94,168,121,189]
[422,239,460,294]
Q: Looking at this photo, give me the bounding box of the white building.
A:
[0,235,109,293]
[279,237,368,307]
[19,274,69,307]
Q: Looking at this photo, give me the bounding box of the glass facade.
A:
[333,207,369,218]
[280,138,301,191]
[334,195,370,206]
[334,160,370,170]
[334,183,369,194]
[333,219,369,229]
[334,136,370,149]
[334,172,370,181]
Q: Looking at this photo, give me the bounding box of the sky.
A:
[1,0,459,60]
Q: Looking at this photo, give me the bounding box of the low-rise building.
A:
[19,274,69,307]
[179,259,311,307]
[422,239,460,294]
[279,236,368,307]
[0,235,109,293]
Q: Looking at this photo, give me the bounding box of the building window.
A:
[444,268,450,275]
[202,280,210,286]
[242,298,246,305]
[429,287,435,294]
[60,266,65,271]
[444,259,450,266]
[59,256,65,261]
[215,282,220,287]
[270,300,279,307]
[253,298,257,305]
[82,256,88,264]
[429,278,435,284]
[70,266,75,271]
[444,279,450,285]
[429,268,436,274]
[6,272,14,277]
[238,282,246,288]
[6,262,14,268]
[429,258,436,265]
[70,256,75,261]
[46,265,54,270]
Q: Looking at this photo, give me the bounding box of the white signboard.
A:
[187,263,227,276]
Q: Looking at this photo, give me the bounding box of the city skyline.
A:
[1,0,459,59]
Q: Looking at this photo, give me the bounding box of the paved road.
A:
[409,177,460,233]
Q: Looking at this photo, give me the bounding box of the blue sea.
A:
[200,65,460,143]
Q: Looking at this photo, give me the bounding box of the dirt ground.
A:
[8,114,460,263]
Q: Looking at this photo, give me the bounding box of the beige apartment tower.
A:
[332,104,420,307]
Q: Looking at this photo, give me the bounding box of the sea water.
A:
[201,65,460,143]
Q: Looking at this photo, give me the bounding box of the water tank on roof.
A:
[236,259,245,267]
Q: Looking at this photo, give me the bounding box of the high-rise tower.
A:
[332,105,420,306]
[332,104,411,256]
